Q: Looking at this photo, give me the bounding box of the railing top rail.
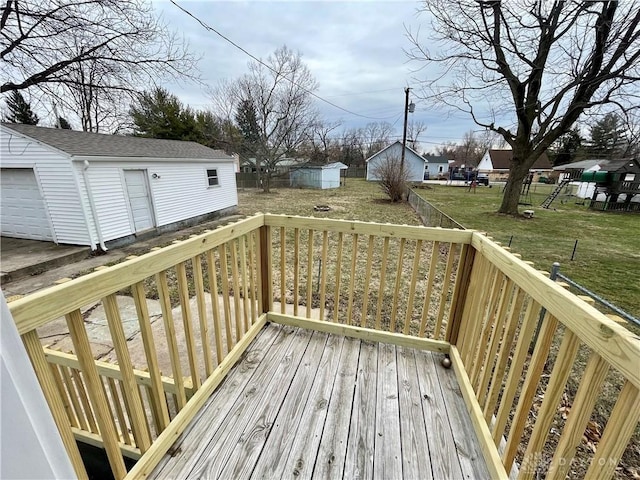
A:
[471,233,640,388]
[9,214,265,335]
[263,213,474,243]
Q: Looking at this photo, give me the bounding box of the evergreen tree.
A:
[588,113,626,159]
[129,87,195,140]
[4,91,39,124]
[57,117,72,129]
[235,99,260,161]
[552,128,583,166]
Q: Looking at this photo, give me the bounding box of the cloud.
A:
[155,0,483,146]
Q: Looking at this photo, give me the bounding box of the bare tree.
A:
[360,121,394,158]
[305,120,342,163]
[1,0,198,131]
[408,1,640,215]
[371,156,409,202]
[407,120,427,151]
[226,45,318,192]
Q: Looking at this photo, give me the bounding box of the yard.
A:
[411,183,640,321]
[238,179,638,320]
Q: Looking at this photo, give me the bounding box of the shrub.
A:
[371,156,409,202]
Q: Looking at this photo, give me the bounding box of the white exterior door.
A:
[124,170,154,232]
[0,168,53,241]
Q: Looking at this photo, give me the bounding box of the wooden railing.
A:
[8,214,640,480]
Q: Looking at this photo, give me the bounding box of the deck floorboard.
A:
[150,323,490,480]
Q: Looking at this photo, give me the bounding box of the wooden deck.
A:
[149,323,489,479]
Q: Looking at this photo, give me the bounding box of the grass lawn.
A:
[238,179,639,320]
[413,183,640,320]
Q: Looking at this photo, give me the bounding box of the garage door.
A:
[1,168,53,241]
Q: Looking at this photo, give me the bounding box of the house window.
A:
[207,169,219,186]
[439,165,444,173]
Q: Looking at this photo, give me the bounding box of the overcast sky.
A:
[154,0,487,150]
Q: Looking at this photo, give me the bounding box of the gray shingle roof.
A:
[1,123,232,160]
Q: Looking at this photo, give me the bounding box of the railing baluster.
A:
[547,352,609,479]
[483,286,525,420]
[131,282,170,430]
[332,232,344,323]
[390,237,405,332]
[293,228,300,316]
[218,244,234,351]
[155,270,187,410]
[280,226,286,314]
[22,331,88,479]
[346,233,359,326]
[239,235,251,332]
[375,237,390,330]
[60,364,89,431]
[192,256,213,377]
[247,233,257,324]
[319,231,329,321]
[229,240,243,341]
[492,298,541,445]
[71,368,98,434]
[520,330,581,479]
[65,308,127,479]
[583,381,640,479]
[477,279,514,405]
[360,236,375,328]
[469,265,501,381]
[404,239,423,335]
[306,229,314,319]
[48,363,78,428]
[107,377,131,445]
[103,294,152,452]
[434,242,457,340]
[206,250,224,364]
[419,241,440,337]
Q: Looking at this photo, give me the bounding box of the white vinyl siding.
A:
[366,142,425,182]
[150,163,237,226]
[0,128,90,245]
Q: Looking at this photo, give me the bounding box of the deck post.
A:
[259,225,273,314]
[445,243,476,345]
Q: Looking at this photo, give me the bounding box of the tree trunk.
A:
[498,152,532,215]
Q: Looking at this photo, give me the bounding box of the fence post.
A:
[259,225,273,314]
[446,244,476,345]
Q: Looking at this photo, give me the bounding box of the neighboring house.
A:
[0,123,238,250]
[422,154,450,179]
[477,149,552,181]
[366,141,428,182]
[290,162,348,189]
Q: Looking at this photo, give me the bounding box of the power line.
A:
[170,0,400,121]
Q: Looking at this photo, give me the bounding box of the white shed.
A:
[365,141,426,182]
[0,123,238,250]
[290,162,348,189]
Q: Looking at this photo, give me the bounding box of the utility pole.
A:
[400,87,415,175]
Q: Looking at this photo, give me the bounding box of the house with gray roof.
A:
[1,123,238,249]
[366,141,432,182]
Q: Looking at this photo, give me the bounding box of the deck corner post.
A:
[259,225,273,314]
[445,243,476,346]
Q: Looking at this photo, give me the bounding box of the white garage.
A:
[1,123,238,249]
[0,168,53,241]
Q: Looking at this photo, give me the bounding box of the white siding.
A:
[149,162,237,226]
[366,143,425,182]
[320,169,341,189]
[477,152,493,172]
[0,126,90,245]
[425,161,448,178]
